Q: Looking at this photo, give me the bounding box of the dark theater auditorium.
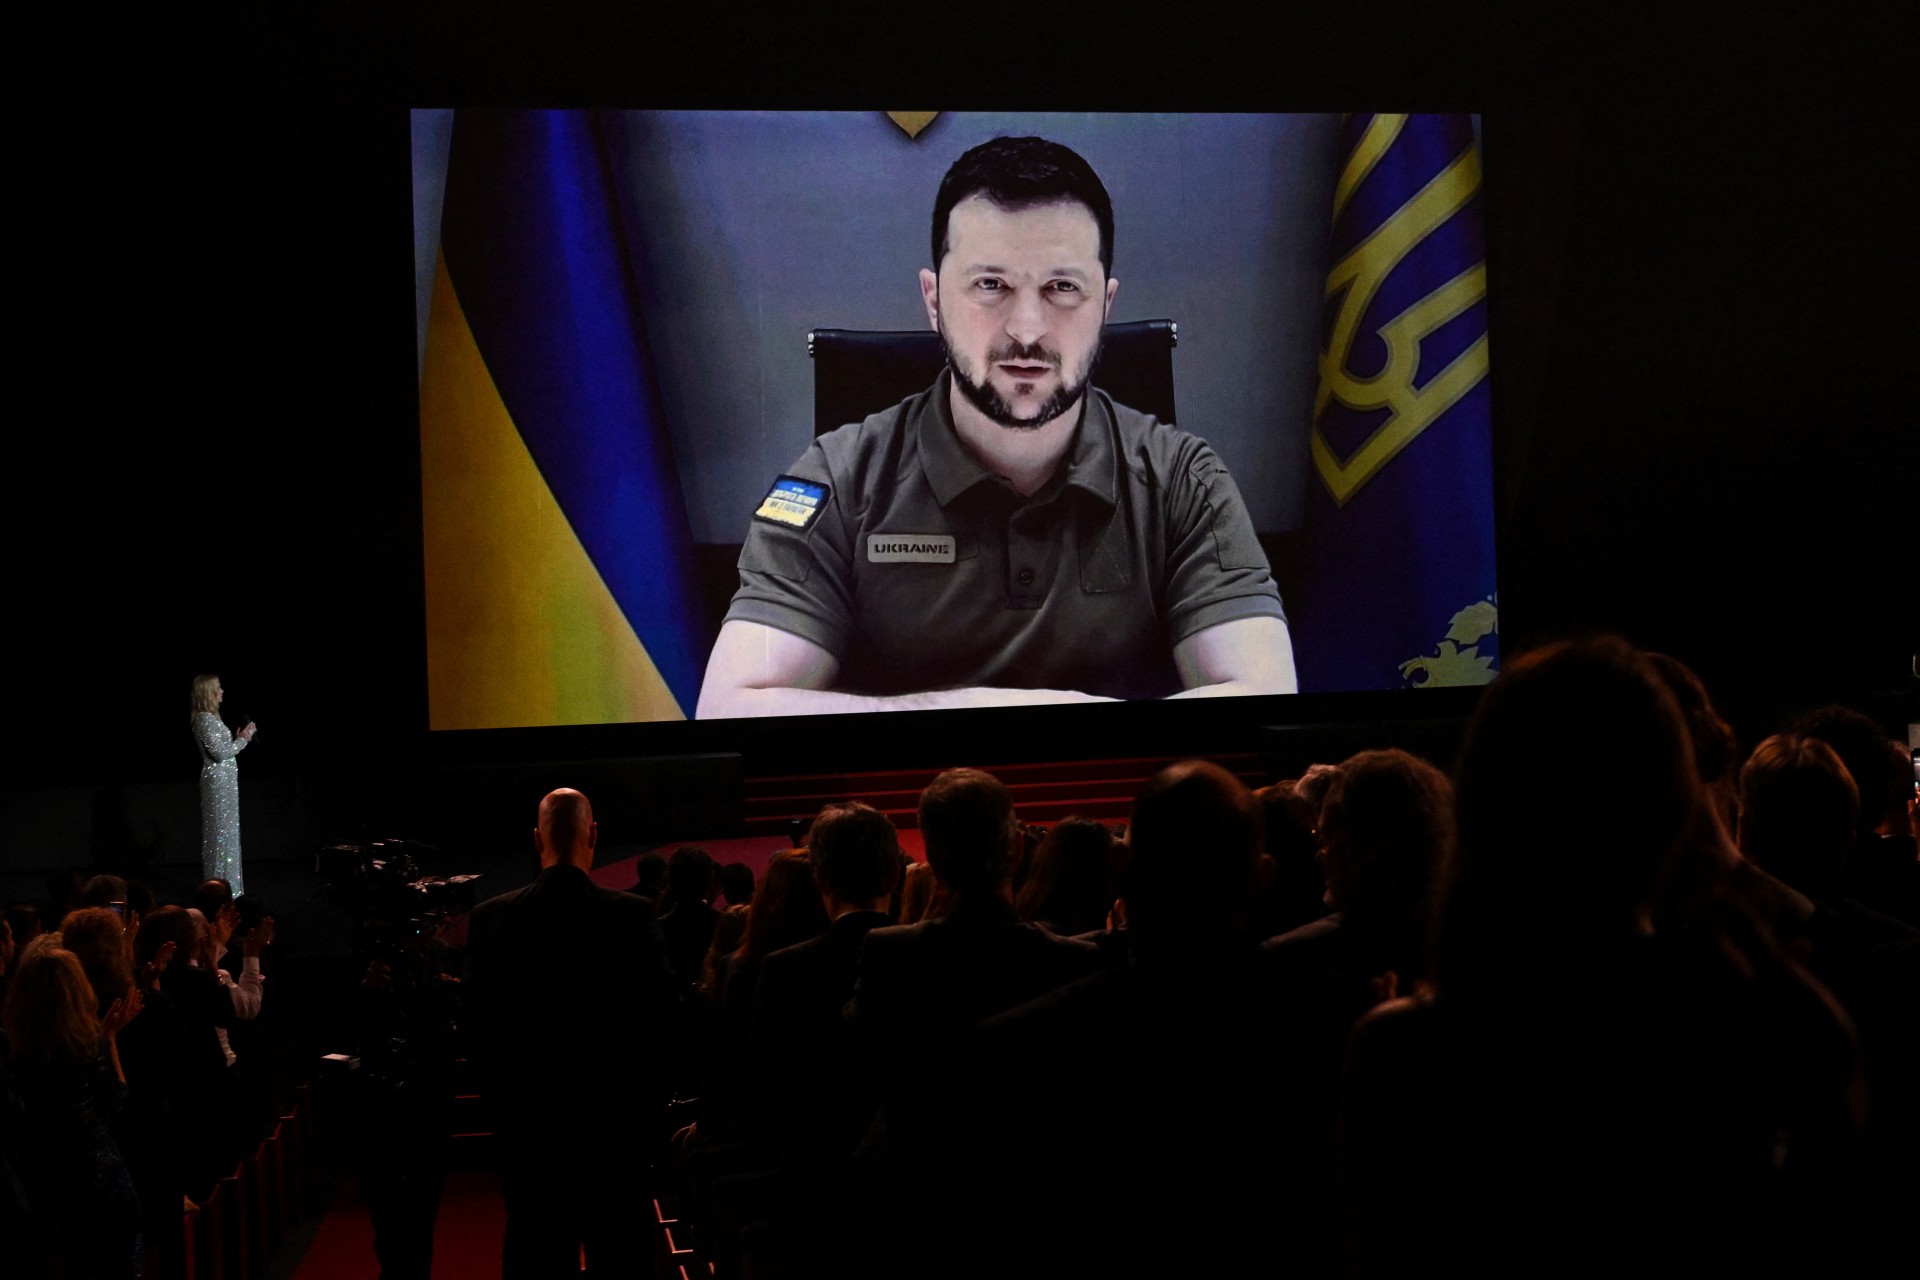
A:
[4,5,1913,1278]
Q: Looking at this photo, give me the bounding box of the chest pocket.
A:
[1078,498,1134,594]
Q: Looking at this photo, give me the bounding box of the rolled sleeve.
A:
[1161,443,1287,642]
[722,443,859,658]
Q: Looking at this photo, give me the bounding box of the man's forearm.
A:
[700,685,1117,718]
[1164,677,1289,700]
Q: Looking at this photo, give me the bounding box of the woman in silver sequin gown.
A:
[190,674,256,896]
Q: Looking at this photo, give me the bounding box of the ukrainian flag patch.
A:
[754,476,831,530]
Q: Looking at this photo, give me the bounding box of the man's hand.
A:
[211,903,239,952]
[141,940,177,989]
[103,987,144,1037]
[241,916,276,958]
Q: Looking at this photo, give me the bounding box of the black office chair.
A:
[807,319,1179,436]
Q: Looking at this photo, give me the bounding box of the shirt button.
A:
[1016,568,1035,587]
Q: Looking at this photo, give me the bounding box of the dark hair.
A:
[931,136,1115,277]
[630,852,668,901]
[1739,733,1858,895]
[78,874,128,910]
[1433,637,1702,995]
[1319,749,1453,913]
[809,802,902,905]
[3,904,42,948]
[126,881,157,921]
[134,905,196,977]
[736,850,830,965]
[1794,705,1897,840]
[718,862,756,909]
[1643,654,1738,785]
[1125,761,1262,932]
[1015,817,1116,936]
[665,845,716,905]
[918,769,1018,896]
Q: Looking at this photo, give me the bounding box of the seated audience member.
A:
[1738,733,1920,1256]
[1646,651,1743,835]
[1253,780,1329,938]
[1342,638,1865,1278]
[844,770,1103,1273]
[1006,820,1048,906]
[464,788,680,1279]
[628,851,669,906]
[1740,733,1862,903]
[1013,815,1116,938]
[849,769,1102,1055]
[749,805,900,1172]
[703,849,829,1138]
[701,901,751,1001]
[1265,749,1452,994]
[894,859,946,925]
[1293,762,1344,816]
[2,944,143,1279]
[968,761,1360,1278]
[719,862,756,911]
[1797,704,1920,925]
[658,845,722,994]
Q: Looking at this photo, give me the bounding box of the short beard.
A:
[942,325,1100,432]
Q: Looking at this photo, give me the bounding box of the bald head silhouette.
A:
[535,788,598,869]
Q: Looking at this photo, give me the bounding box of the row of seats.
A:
[653,1133,801,1280]
[180,1082,315,1280]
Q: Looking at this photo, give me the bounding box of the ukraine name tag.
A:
[754,476,830,530]
[867,533,956,563]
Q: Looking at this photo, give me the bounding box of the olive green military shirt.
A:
[724,370,1286,700]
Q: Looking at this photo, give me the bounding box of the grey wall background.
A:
[414,111,1343,541]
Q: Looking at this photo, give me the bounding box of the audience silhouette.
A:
[5,637,1913,1278]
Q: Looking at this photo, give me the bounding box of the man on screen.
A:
[696,136,1295,718]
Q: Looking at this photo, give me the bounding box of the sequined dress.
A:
[193,711,247,895]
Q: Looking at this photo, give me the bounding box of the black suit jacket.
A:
[463,864,680,1137]
[846,895,1101,1169]
[961,943,1365,1279]
[746,910,893,1165]
[847,894,1102,1052]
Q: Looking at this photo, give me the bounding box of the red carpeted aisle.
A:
[291,1170,506,1279]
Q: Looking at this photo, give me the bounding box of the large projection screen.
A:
[413,111,1498,731]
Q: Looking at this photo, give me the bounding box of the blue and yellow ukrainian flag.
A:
[1293,113,1500,693]
[419,110,705,728]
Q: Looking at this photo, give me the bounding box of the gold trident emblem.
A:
[1314,114,1490,507]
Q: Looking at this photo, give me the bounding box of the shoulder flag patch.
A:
[754,475,831,530]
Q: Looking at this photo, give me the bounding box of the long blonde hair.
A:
[190,673,221,720]
[2,946,102,1070]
